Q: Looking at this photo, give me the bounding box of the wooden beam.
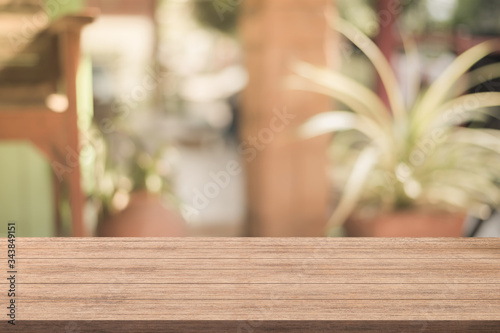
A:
[240,0,332,236]
[1,238,499,331]
[59,26,84,237]
[375,0,398,108]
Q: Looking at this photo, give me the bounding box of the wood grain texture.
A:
[1,238,500,332]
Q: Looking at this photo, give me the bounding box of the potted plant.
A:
[291,16,500,236]
[94,128,186,237]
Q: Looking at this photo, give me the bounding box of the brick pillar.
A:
[240,0,332,236]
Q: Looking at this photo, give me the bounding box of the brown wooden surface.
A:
[1,238,499,331]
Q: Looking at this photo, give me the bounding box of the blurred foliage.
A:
[294,16,500,234]
[189,0,500,37]
[91,125,178,221]
[192,0,239,34]
[454,0,500,35]
[338,0,420,37]
[338,0,378,37]
[338,0,500,37]
[44,0,84,20]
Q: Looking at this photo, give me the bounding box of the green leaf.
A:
[326,145,379,232]
[298,111,394,165]
[290,61,392,128]
[414,40,500,127]
[431,92,500,129]
[327,15,407,123]
[298,111,382,139]
[401,34,421,109]
[458,62,500,96]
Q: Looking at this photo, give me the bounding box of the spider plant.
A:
[290,15,500,235]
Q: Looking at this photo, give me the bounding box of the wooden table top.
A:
[2,237,499,332]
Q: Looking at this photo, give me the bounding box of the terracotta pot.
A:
[97,191,186,237]
[345,210,466,237]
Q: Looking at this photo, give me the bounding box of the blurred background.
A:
[1,0,500,237]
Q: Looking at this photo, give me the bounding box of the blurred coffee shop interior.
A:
[1,0,500,237]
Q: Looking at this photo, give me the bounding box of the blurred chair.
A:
[0,13,95,236]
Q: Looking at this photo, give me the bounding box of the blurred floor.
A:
[464,213,500,237]
[173,136,246,236]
